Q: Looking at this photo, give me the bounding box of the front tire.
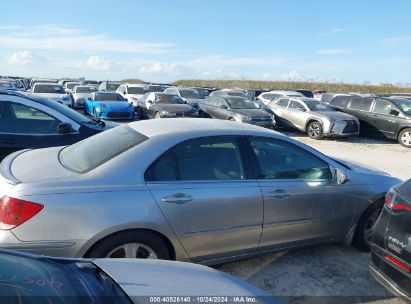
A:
[398,128,411,148]
[307,121,323,139]
[353,200,383,251]
[86,231,171,260]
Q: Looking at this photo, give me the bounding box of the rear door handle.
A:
[161,193,193,204]
[265,189,290,199]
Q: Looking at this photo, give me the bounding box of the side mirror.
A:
[57,122,73,135]
[297,107,306,112]
[389,109,400,116]
[147,100,153,104]
[220,105,228,109]
[335,168,349,185]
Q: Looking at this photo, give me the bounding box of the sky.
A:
[0,0,410,84]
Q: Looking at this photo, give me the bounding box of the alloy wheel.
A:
[308,123,320,137]
[106,243,158,259]
[401,131,411,147]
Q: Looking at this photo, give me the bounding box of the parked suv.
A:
[370,179,411,299]
[329,96,411,147]
[266,97,359,139]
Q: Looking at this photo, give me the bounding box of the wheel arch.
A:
[82,228,177,260]
[305,119,322,131]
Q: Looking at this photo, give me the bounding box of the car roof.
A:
[33,82,63,86]
[128,118,283,138]
[266,90,303,95]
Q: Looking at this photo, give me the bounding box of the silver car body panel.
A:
[93,259,271,298]
[0,119,401,264]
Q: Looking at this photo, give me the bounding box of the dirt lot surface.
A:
[216,131,410,304]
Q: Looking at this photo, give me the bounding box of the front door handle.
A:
[265,189,290,199]
[161,193,193,204]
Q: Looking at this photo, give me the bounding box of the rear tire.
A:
[307,121,323,139]
[86,231,171,260]
[398,128,411,148]
[353,200,384,252]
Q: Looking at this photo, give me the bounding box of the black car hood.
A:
[157,104,194,113]
[230,108,272,118]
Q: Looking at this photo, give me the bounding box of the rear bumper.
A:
[370,265,411,301]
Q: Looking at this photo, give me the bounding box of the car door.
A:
[370,98,401,139]
[346,98,375,134]
[145,136,263,261]
[246,136,356,249]
[269,98,290,127]
[284,100,308,130]
[214,98,231,120]
[0,100,73,160]
[202,97,220,118]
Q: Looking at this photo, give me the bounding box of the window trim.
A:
[244,136,333,181]
[144,135,253,183]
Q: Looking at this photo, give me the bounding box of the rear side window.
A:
[349,98,373,111]
[59,125,147,173]
[331,96,354,108]
[145,136,245,181]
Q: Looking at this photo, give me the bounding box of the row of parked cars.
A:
[0,75,411,300]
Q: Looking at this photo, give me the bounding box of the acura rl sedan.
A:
[0,119,401,264]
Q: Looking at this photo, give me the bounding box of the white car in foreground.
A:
[31,83,73,107]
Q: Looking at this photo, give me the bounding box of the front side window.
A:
[289,100,305,110]
[0,102,61,134]
[249,137,332,180]
[373,99,396,115]
[275,98,290,107]
[145,137,245,182]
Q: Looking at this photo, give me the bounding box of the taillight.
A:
[0,196,43,230]
[385,190,411,212]
[385,255,410,272]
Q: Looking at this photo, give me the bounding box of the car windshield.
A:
[95,93,125,101]
[106,83,120,91]
[304,100,335,111]
[76,86,97,93]
[128,87,147,94]
[0,252,130,302]
[156,94,185,104]
[60,125,148,173]
[179,89,201,99]
[393,99,411,116]
[34,84,65,94]
[66,83,81,90]
[226,97,258,109]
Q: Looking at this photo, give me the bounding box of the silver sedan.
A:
[266,97,360,139]
[0,119,400,264]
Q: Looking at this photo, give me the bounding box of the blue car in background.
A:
[85,91,135,120]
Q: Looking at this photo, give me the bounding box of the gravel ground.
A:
[216,131,410,304]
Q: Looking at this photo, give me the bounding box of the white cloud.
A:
[318,28,347,38]
[84,56,111,71]
[281,70,300,81]
[6,50,33,65]
[0,24,173,54]
[318,48,350,55]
